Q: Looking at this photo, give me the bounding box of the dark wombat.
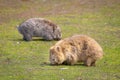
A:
[17,18,62,41]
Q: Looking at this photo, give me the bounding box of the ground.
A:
[0,0,120,80]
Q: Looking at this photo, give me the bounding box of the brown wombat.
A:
[49,35,103,66]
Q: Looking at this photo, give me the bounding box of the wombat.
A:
[49,35,103,66]
[17,18,62,41]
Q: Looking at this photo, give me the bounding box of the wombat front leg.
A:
[43,34,53,41]
[23,34,32,41]
[63,59,76,65]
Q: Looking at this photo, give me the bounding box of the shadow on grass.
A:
[12,38,52,42]
[40,62,86,67]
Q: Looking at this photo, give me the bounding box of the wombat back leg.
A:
[91,61,96,66]
[84,58,93,67]
[23,34,32,41]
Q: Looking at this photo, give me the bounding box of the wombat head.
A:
[53,27,62,40]
[49,46,65,65]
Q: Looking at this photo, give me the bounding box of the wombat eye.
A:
[52,59,55,61]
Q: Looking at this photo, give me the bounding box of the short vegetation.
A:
[0,0,120,80]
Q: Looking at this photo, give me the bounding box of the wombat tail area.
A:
[17,25,23,34]
[16,25,20,31]
[17,25,20,31]
[96,51,104,60]
[16,25,19,28]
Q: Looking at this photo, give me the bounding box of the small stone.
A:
[17,42,20,44]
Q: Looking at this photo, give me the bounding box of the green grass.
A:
[0,0,120,80]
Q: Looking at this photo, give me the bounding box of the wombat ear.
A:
[53,26,57,32]
[50,46,54,53]
[50,46,54,50]
[56,46,60,52]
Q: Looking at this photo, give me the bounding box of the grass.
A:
[0,0,120,80]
